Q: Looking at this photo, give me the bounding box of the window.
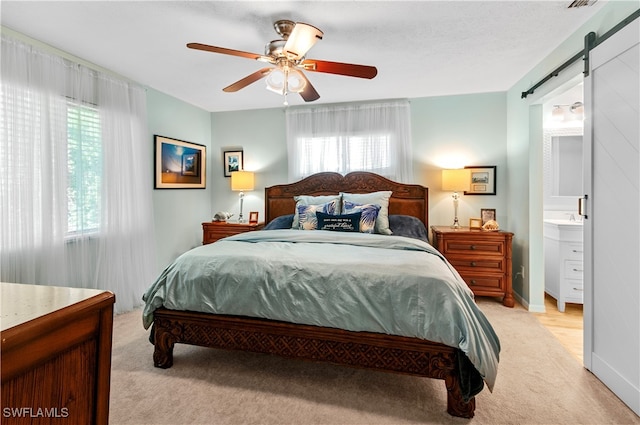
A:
[286,100,413,182]
[295,133,392,178]
[66,102,101,236]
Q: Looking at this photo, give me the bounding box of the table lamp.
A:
[231,171,255,223]
[442,168,471,229]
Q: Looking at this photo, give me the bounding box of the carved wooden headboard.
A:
[265,172,429,228]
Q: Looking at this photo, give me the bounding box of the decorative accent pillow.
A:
[316,211,362,232]
[263,214,294,230]
[388,215,429,242]
[342,201,381,234]
[292,195,341,229]
[297,200,340,230]
[340,191,392,234]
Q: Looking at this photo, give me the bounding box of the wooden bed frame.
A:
[151,172,477,418]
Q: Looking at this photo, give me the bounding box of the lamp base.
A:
[238,192,245,223]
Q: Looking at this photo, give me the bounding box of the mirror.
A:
[543,127,583,208]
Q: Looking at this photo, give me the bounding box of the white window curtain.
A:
[0,35,156,313]
[286,99,413,182]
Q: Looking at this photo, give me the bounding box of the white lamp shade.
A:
[442,169,471,192]
[283,22,323,59]
[231,171,255,191]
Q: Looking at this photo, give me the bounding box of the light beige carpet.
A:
[109,299,640,425]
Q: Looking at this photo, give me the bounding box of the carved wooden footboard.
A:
[152,308,475,418]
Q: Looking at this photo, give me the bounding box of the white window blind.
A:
[286,100,413,182]
[295,134,392,177]
[66,102,102,236]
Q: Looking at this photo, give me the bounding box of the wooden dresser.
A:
[1,282,115,425]
[431,226,514,307]
[202,221,265,244]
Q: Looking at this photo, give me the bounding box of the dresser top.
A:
[1,282,113,331]
[431,225,513,236]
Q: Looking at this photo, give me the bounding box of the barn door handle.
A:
[578,195,588,219]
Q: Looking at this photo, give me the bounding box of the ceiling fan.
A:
[187,19,378,105]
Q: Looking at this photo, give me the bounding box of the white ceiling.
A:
[1,1,605,112]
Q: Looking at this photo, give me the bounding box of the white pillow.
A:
[340,191,393,235]
[292,194,341,229]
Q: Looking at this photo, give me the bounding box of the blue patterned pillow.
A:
[297,200,340,230]
[316,211,361,232]
[341,191,392,234]
[292,195,341,229]
[342,201,381,233]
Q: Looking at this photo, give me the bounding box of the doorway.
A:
[538,77,585,360]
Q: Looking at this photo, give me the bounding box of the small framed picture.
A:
[249,211,259,224]
[464,166,496,195]
[469,218,483,230]
[223,150,243,177]
[154,135,206,189]
[481,208,496,225]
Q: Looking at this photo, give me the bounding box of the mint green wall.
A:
[410,93,507,230]
[147,88,212,271]
[209,108,287,222]
[505,1,639,311]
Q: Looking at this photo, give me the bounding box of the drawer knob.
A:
[470,280,477,285]
[470,245,476,250]
[470,261,476,267]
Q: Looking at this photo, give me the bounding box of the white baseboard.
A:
[592,353,640,416]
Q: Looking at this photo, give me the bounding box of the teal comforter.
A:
[142,229,500,391]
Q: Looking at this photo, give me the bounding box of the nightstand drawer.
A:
[459,273,504,291]
[448,257,504,272]
[441,239,505,257]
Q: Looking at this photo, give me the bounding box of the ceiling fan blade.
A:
[301,59,377,79]
[187,43,264,61]
[298,72,320,102]
[283,22,323,60]
[223,68,272,92]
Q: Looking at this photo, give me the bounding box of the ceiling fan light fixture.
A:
[283,22,324,60]
[286,69,306,93]
[265,68,306,95]
[265,68,285,94]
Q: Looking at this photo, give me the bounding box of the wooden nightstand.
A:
[431,226,514,307]
[202,221,265,244]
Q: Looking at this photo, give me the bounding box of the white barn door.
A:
[583,18,639,415]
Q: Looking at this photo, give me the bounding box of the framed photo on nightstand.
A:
[249,211,259,224]
[481,208,496,225]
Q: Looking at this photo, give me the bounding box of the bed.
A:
[143,171,500,418]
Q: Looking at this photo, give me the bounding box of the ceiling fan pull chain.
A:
[283,68,290,105]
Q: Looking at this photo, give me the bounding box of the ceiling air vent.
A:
[568,0,597,8]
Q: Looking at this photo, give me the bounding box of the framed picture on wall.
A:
[464,166,496,195]
[223,150,243,177]
[154,135,206,189]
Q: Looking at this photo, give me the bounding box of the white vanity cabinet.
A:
[544,219,584,312]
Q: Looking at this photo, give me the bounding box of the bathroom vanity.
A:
[544,219,584,312]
